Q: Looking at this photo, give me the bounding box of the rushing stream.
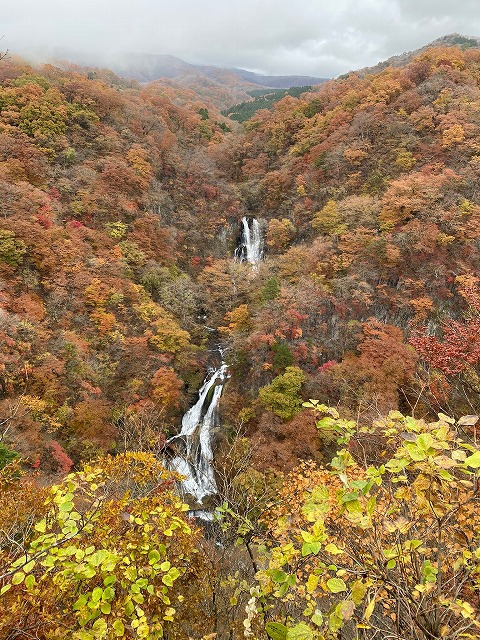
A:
[167,218,263,511]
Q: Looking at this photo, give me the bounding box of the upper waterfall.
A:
[235,217,263,266]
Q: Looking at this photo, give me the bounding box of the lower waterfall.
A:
[168,354,228,506]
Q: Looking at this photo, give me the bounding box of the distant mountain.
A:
[39,49,327,110]
[107,52,327,89]
[348,33,480,78]
[219,67,324,90]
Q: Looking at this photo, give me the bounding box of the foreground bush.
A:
[249,405,480,640]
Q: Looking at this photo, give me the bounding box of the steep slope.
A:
[0,58,242,473]
[350,32,480,77]
[209,43,480,453]
[1,42,480,477]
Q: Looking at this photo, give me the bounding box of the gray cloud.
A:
[3,0,480,77]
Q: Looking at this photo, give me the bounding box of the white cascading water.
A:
[235,217,263,265]
[167,218,262,512]
[168,359,229,505]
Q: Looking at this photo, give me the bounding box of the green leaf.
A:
[34,519,46,533]
[405,443,425,461]
[168,567,180,581]
[302,485,330,521]
[271,569,287,583]
[23,560,35,573]
[25,574,36,588]
[74,632,95,640]
[326,578,347,593]
[92,586,103,602]
[102,587,115,601]
[302,542,321,556]
[92,618,108,635]
[329,608,343,633]
[341,491,358,503]
[89,552,105,567]
[439,469,453,481]
[351,580,367,605]
[74,594,88,610]
[82,566,96,579]
[316,417,335,430]
[266,622,288,640]
[100,602,111,614]
[464,451,480,469]
[59,500,74,513]
[324,543,343,555]
[416,433,435,454]
[148,550,160,565]
[311,610,323,626]
[112,620,125,637]
[300,530,315,543]
[404,539,422,552]
[137,622,150,639]
[286,622,313,640]
[11,572,25,585]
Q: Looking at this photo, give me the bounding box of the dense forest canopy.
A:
[222,86,313,123]
[0,41,479,639]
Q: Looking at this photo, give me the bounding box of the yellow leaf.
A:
[306,574,319,594]
[364,599,375,621]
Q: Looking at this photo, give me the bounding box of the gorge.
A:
[0,39,480,639]
[168,218,264,509]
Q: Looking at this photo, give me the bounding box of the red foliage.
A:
[410,286,480,375]
[49,440,74,474]
[318,360,337,373]
[36,213,53,229]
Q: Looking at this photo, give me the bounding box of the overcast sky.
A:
[4,0,480,77]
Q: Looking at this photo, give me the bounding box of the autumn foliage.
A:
[0,39,480,639]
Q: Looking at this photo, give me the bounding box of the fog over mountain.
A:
[4,0,480,77]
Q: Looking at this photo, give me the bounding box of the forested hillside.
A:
[202,45,479,469]
[0,56,243,472]
[0,43,479,639]
[222,86,313,123]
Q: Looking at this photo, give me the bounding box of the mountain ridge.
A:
[348,32,480,77]
[97,52,328,88]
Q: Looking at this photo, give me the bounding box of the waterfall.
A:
[168,357,228,504]
[235,217,263,265]
[166,218,262,511]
